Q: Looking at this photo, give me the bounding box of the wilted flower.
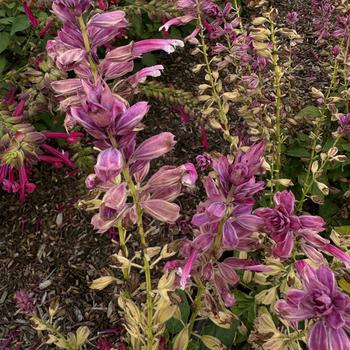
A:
[276,262,350,350]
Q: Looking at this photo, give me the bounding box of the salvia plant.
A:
[2,0,350,349]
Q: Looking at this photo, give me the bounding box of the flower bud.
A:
[94,148,123,183]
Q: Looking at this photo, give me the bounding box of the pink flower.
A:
[39,19,53,37]
[94,148,123,183]
[276,263,350,350]
[12,98,26,117]
[131,132,176,162]
[255,191,325,259]
[196,153,212,171]
[286,11,299,26]
[23,1,39,28]
[337,113,350,136]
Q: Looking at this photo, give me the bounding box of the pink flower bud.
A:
[94,148,123,183]
[132,132,176,162]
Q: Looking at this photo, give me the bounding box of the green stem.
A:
[108,133,154,349]
[117,223,129,280]
[188,284,205,335]
[122,167,154,350]
[232,0,244,32]
[342,35,350,113]
[78,15,98,82]
[297,61,339,211]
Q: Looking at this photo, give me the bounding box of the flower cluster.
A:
[256,191,350,266]
[0,96,81,201]
[161,0,240,40]
[165,143,268,307]
[276,261,350,350]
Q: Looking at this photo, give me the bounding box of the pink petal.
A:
[142,199,180,222]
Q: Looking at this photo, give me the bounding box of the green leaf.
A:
[319,198,339,219]
[297,105,321,118]
[0,17,15,25]
[232,290,256,329]
[0,55,7,73]
[11,15,30,35]
[166,290,190,334]
[286,147,310,158]
[334,226,350,235]
[201,321,238,349]
[0,32,10,53]
[170,27,183,40]
[141,53,157,67]
[0,9,6,17]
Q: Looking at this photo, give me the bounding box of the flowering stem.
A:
[196,0,235,148]
[232,0,244,32]
[297,62,339,211]
[108,132,154,348]
[188,283,205,335]
[122,167,154,349]
[342,35,350,113]
[299,136,340,209]
[78,15,98,82]
[117,223,129,280]
[270,20,282,186]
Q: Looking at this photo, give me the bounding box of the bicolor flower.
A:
[276,262,350,350]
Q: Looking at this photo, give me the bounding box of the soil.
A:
[0,0,332,348]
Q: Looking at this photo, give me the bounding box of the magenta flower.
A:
[23,1,39,28]
[53,0,92,17]
[131,132,176,162]
[196,153,212,171]
[255,191,325,258]
[255,191,350,266]
[94,148,123,183]
[105,39,184,63]
[337,113,350,136]
[276,262,350,350]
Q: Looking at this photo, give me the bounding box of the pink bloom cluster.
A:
[276,261,350,350]
[48,0,193,231]
[161,0,240,41]
[165,143,269,306]
[0,95,81,201]
[311,0,335,41]
[255,191,350,266]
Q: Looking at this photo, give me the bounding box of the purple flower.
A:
[196,153,212,171]
[255,191,325,259]
[276,262,350,350]
[53,0,92,17]
[94,148,123,183]
[337,113,350,136]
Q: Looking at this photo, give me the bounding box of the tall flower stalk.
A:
[48,1,189,348]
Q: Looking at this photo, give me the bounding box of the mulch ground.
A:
[0,0,331,348]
